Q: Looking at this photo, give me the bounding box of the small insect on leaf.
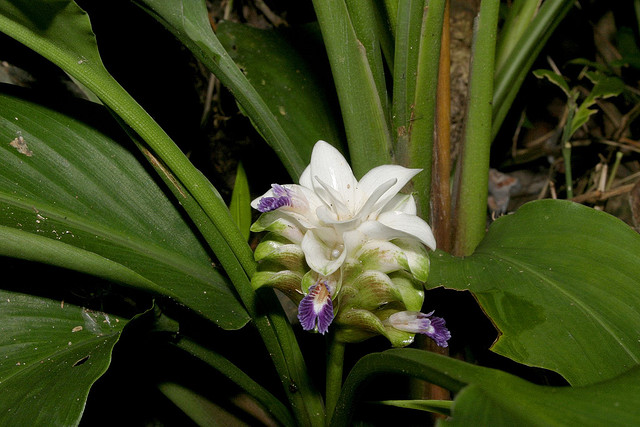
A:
[9,132,33,157]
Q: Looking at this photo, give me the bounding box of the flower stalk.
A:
[325,336,346,426]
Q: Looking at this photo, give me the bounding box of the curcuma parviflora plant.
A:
[1,1,640,426]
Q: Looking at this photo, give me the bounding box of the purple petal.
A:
[297,281,334,334]
[427,315,451,348]
[257,184,292,212]
[387,310,451,348]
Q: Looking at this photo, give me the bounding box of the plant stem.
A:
[325,337,345,426]
[606,151,623,192]
[408,0,446,219]
[561,105,576,199]
[431,0,452,252]
[418,0,451,411]
[452,0,500,256]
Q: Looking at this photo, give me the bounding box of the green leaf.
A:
[158,382,233,427]
[533,69,571,96]
[0,6,323,424]
[312,0,393,177]
[0,0,259,294]
[0,89,249,330]
[344,0,390,113]
[429,199,640,385]
[173,338,295,427]
[495,0,540,76]
[375,399,452,417]
[217,21,345,162]
[333,348,640,427]
[572,74,625,135]
[492,0,574,139]
[391,0,423,148]
[229,162,251,242]
[0,289,126,425]
[133,0,308,181]
[405,0,446,217]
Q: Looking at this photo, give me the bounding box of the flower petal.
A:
[301,229,347,276]
[299,165,312,189]
[252,184,326,230]
[355,177,397,219]
[297,281,334,334]
[314,176,352,219]
[254,184,293,212]
[381,193,417,215]
[386,311,451,347]
[309,141,357,210]
[377,211,436,250]
[357,214,436,251]
[357,165,421,214]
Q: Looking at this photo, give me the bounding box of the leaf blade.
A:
[0,290,126,426]
[333,348,640,427]
[0,89,249,329]
[217,21,345,162]
[134,0,308,180]
[429,199,640,385]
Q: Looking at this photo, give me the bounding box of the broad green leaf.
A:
[333,348,640,427]
[0,5,323,423]
[429,199,640,385]
[0,289,126,426]
[0,0,259,298]
[229,162,251,242]
[133,0,308,181]
[217,21,344,162]
[344,0,390,112]
[391,0,423,149]
[0,89,249,329]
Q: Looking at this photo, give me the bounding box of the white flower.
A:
[251,140,436,277]
[251,140,447,344]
